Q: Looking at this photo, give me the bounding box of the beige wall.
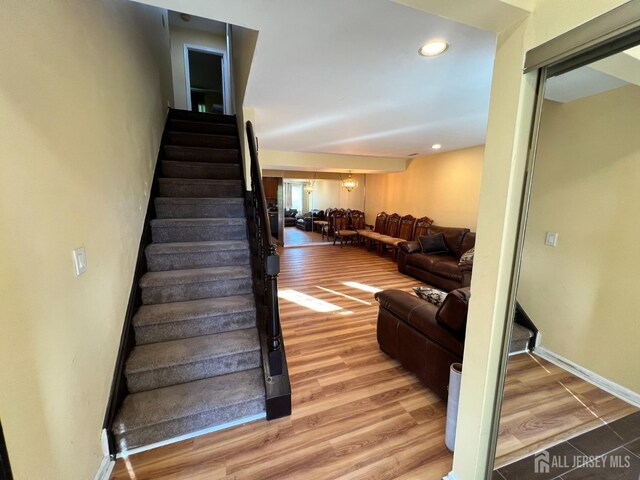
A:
[364,146,484,230]
[259,149,407,174]
[518,86,640,393]
[230,26,259,186]
[0,1,172,479]
[169,26,227,110]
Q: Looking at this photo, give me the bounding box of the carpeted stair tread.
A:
[126,328,260,375]
[159,178,242,187]
[162,145,240,164]
[133,295,255,328]
[132,295,257,344]
[112,368,265,450]
[124,328,261,392]
[158,177,243,198]
[509,323,535,354]
[150,218,247,243]
[146,240,249,256]
[161,160,242,180]
[169,110,236,125]
[154,197,245,219]
[168,119,237,135]
[166,131,239,149]
[163,145,240,163]
[512,323,534,341]
[145,240,250,271]
[140,265,252,288]
[150,218,246,229]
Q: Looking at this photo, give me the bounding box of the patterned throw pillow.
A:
[413,286,448,307]
[458,247,475,267]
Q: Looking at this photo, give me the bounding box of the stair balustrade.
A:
[245,121,284,378]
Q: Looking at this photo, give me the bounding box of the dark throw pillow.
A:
[418,233,449,254]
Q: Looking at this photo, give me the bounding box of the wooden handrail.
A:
[246,121,283,376]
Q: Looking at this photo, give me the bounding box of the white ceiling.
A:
[243,1,497,158]
[168,10,226,35]
[155,0,498,158]
[545,66,629,103]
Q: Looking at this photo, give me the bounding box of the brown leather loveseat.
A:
[397,226,475,292]
[374,287,471,400]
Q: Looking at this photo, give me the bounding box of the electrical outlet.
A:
[72,247,87,276]
[545,232,558,247]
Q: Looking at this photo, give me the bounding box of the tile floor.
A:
[495,411,640,479]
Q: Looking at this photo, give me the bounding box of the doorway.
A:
[184,45,229,114]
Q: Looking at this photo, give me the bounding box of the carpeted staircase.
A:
[112,111,265,452]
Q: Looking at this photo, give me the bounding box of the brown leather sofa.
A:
[397,226,475,292]
[375,287,470,400]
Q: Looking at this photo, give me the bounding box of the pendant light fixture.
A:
[341,171,358,192]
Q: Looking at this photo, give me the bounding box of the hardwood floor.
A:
[495,353,637,468]
[111,245,636,479]
[283,226,332,246]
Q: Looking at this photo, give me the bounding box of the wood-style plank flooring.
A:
[495,353,637,468]
[111,244,636,479]
[283,226,331,246]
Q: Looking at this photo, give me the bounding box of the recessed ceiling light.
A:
[419,40,449,57]
[180,13,192,22]
[432,144,442,150]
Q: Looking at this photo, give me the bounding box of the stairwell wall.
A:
[518,87,640,394]
[0,1,173,479]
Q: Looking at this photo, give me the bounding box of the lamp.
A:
[341,171,358,192]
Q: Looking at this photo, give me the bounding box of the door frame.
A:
[183,44,231,114]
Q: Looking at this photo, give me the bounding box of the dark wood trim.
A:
[0,421,12,480]
[102,108,171,457]
[257,312,292,420]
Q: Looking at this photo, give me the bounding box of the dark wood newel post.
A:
[266,244,282,375]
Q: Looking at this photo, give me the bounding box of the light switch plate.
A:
[73,247,87,276]
[545,232,558,247]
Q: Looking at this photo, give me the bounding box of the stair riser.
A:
[170,110,236,125]
[151,225,246,243]
[166,132,239,149]
[159,182,243,198]
[114,397,264,451]
[126,351,261,393]
[155,201,244,219]
[168,121,237,136]
[141,278,252,304]
[163,146,240,163]
[161,161,242,180]
[134,311,257,345]
[145,249,250,271]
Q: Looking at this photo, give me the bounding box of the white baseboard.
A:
[94,456,115,480]
[116,412,266,458]
[534,347,640,408]
[508,347,529,356]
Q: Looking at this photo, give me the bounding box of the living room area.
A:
[6,1,640,479]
